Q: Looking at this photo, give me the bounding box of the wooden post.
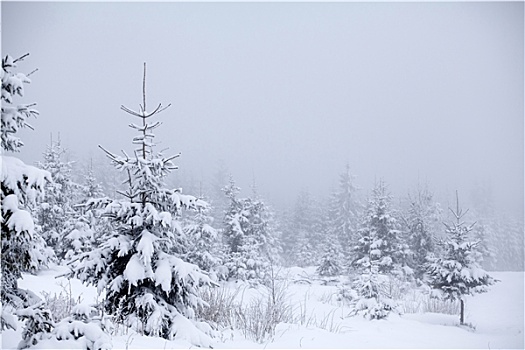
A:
[460,298,464,325]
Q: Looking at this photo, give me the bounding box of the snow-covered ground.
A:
[3,266,523,349]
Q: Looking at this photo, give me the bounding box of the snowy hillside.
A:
[2,266,522,349]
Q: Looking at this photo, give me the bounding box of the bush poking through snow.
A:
[197,280,293,343]
[41,279,80,323]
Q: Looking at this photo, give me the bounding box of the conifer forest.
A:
[2,2,523,349]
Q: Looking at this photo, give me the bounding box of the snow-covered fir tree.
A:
[247,182,281,266]
[287,190,325,267]
[80,160,105,202]
[62,162,109,261]
[183,198,224,281]
[222,176,278,283]
[469,219,496,270]
[208,160,230,231]
[333,164,360,258]
[34,137,80,259]
[351,257,398,320]
[18,302,112,350]
[468,184,498,270]
[353,181,407,277]
[317,191,344,277]
[351,182,404,319]
[490,216,524,271]
[222,176,247,279]
[69,64,213,345]
[275,208,296,267]
[1,54,39,152]
[426,192,495,325]
[402,186,442,281]
[317,245,343,277]
[1,53,56,341]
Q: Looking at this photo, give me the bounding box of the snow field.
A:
[2,266,523,349]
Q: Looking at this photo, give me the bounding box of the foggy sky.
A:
[2,2,523,216]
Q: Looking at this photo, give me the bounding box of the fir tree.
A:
[183,199,224,280]
[426,192,495,325]
[70,64,213,344]
[81,160,105,202]
[63,163,111,262]
[222,176,277,282]
[317,191,344,276]
[491,216,524,271]
[402,186,441,281]
[208,160,230,231]
[275,208,296,267]
[317,245,343,277]
[334,164,360,257]
[246,182,281,267]
[351,258,397,320]
[34,137,79,259]
[288,190,325,267]
[353,181,406,277]
[468,184,497,270]
[18,303,112,349]
[1,53,53,331]
[222,176,260,281]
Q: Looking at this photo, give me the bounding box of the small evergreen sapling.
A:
[222,177,278,283]
[426,192,495,325]
[317,245,343,277]
[351,224,398,319]
[351,181,404,319]
[18,303,112,350]
[70,64,213,345]
[183,202,224,280]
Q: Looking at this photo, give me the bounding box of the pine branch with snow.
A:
[1,54,38,152]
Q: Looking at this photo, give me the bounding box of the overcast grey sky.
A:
[2,2,523,216]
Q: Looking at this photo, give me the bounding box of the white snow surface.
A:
[3,265,523,349]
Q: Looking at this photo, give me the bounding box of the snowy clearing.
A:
[2,265,523,349]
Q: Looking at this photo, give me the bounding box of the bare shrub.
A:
[235,280,294,343]
[197,279,294,343]
[41,280,81,323]
[395,285,460,315]
[196,285,240,330]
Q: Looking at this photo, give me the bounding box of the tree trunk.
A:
[460,298,464,325]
